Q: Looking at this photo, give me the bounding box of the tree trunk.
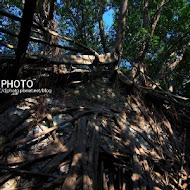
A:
[109,0,128,71]
[14,0,37,78]
[113,0,128,57]
[131,0,166,86]
[97,0,108,53]
[39,0,60,55]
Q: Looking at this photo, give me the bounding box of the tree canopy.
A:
[0,0,189,98]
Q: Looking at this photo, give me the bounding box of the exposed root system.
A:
[0,80,190,190]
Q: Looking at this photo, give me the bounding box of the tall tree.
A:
[0,1,190,190]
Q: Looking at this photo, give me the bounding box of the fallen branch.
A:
[0,103,38,135]
[1,10,100,59]
[0,42,15,49]
[0,28,81,53]
[0,166,61,179]
[62,117,87,190]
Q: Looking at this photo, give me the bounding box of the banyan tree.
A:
[0,0,190,189]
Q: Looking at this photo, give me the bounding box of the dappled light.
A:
[0,81,190,189]
[0,0,190,189]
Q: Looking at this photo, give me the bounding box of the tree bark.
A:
[97,0,108,53]
[14,0,37,78]
[113,0,128,58]
[39,0,60,55]
[109,0,128,72]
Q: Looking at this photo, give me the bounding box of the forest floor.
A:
[0,76,189,190]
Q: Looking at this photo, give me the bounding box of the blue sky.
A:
[103,8,114,31]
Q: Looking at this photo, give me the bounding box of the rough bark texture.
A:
[0,78,189,190]
[109,0,128,71]
[113,0,128,59]
[1,1,190,189]
[114,0,128,56]
[39,0,60,55]
[14,0,37,78]
[97,0,108,53]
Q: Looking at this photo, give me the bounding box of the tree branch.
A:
[97,0,108,53]
[112,0,129,58]
[1,9,100,59]
[0,9,21,22]
[0,9,40,29]
[131,0,168,85]
[36,22,100,58]
[14,0,37,78]
[141,0,167,61]
[156,43,189,80]
[0,42,15,49]
[0,28,81,53]
[38,0,60,55]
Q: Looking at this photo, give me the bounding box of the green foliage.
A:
[0,1,23,55]
[119,0,190,95]
[56,0,103,52]
[1,0,189,97]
